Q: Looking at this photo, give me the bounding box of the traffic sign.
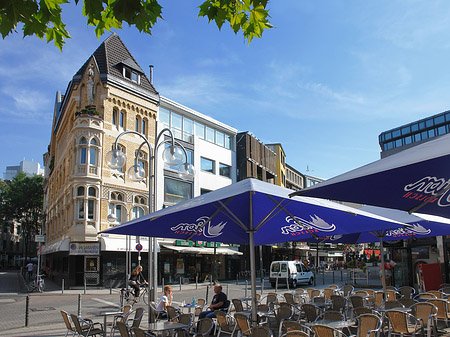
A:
[136,243,143,251]
[344,245,351,253]
[35,235,46,243]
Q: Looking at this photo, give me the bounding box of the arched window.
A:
[78,137,99,169]
[89,138,98,166]
[76,186,97,220]
[109,191,126,224]
[87,187,96,220]
[135,116,141,132]
[142,118,147,135]
[132,206,145,219]
[112,108,119,127]
[134,150,148,176]
[79,137,87,164]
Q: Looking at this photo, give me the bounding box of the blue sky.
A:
[2,1,450,180]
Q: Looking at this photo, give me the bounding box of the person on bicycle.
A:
[129,265,148,302]
[155,285,173,318]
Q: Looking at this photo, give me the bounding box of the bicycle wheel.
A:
[142,289,148,305]
[124,290,133,304]
[26,282,35,293]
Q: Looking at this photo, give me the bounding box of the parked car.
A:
[269,260,314,288]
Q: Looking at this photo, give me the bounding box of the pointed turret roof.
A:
[74,33,157,95]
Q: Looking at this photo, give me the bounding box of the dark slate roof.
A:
[74,33,157,94]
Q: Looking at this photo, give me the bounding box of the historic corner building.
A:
[378,110,450,288]
[42,33,240,288]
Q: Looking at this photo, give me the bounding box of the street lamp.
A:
[106,128,194,313]
[107,210,137,296]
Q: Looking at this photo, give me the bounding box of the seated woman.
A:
[156,285,173,318]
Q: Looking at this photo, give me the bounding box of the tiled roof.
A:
[74,33,157,95]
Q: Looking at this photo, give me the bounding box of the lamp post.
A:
[106,128,194,314]
[107,210,136,295]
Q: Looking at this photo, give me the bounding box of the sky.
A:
[2,0,450,180]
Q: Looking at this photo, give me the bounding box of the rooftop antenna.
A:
[306,165,314,172]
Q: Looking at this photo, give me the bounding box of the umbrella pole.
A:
[379,238,386,294]
[248,191,258,327]
[249,230,258,327]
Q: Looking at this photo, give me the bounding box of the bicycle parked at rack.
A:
[27,274,45,293]
[120,284,148,305]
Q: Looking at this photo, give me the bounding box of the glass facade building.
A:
[379,110,450,155]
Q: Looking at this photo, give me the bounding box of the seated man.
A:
[199,284,229,319]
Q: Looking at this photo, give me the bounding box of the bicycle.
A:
[121,284,148,305]
[27,274,45,293]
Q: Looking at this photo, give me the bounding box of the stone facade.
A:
[43,34,160,286]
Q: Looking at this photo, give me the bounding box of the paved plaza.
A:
[0,268,383,336]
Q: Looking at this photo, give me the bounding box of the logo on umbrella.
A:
[386,223,431,237]
[403,176,449,206]
[281,215,336,235]
[170,216,226,238]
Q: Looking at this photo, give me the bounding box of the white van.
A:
[269,261,314,288]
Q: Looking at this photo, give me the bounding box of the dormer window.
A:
[123,66,140,84]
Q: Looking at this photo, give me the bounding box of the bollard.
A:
[62,279,64,295]
[84,277,86,295]
[245,280,248,298]
[236,274,238,285]
[25,295,29,327]
[286,275,289,291]
[206,285,209,304]
[226,284,229,295]
[209,276,212,286]
[314,271,317,286]
[196,275,198,290]
[322,269,325,285]
[341,269,343,281]
[77,294,81,317]
[179,277,182,291]
[333,270,335,283]
[261,277,264,295]
[275,277,278,292]
[110,280,112,295]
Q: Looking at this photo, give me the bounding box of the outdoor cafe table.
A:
[375,307,411,313]
[306,319,355,331]
[179,303,201,314]
[147,321,189,336]
[88,310,123,337]
[236,310,269,324]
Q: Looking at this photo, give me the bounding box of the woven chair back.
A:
[235,313,251,336]
[357,314,380,337]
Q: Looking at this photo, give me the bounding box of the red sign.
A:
[136,243,143,251]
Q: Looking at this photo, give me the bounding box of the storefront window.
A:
[164,178,192,205]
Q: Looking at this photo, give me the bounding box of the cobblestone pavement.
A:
[0,267,383,336]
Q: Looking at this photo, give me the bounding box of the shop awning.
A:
[100,237,160,252]
[41,238,70,255]
[161,244,242,256]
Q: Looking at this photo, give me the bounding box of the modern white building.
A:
[4,160,44,180]
[156,97,240,282]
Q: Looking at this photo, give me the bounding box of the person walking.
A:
[128,265,148,302]
[26,262,34,281]
[199,284,229,319]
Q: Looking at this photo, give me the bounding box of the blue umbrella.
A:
[101,178,403,324]
[290,133,450,218]
[304,205,450,244]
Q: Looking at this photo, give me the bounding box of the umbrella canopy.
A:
[101,179,404,244]
[101,178,404,325]
[303,205,450,244]
[290,133,450,218]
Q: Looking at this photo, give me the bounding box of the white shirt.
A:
[26,263,34,272]
[156,295,168,312]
